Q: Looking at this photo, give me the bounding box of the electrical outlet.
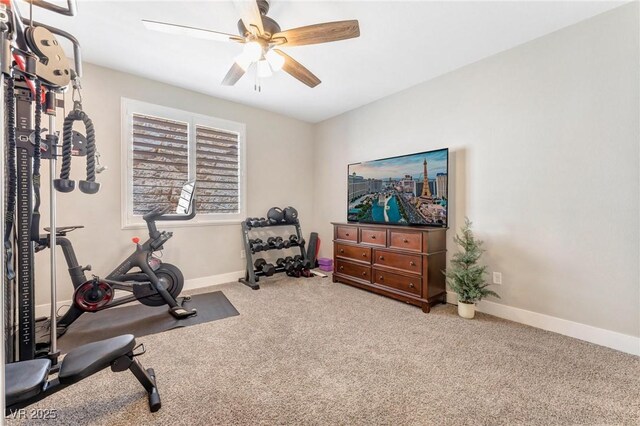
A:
[240,250,246,259]
[493,272,502,285]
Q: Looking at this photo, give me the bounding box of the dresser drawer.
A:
[389,230,422,252]
[335,260,371,282]
[373,249,422,275]
[373,269,421,296]
[336,225,358,242]
[360,228,386,246]
[335,243,371,263]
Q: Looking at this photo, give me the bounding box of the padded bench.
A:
[59,334,136,384]
[5,334,161,414]
[5,359,52,407]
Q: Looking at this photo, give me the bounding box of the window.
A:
[121,99,246,228]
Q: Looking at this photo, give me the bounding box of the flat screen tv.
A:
[347,148,448,227]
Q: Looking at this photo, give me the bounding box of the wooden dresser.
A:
[332,222,447,313]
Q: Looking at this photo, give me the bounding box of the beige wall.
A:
[36,62,314,306]
[311,4,640,337]
[34,4,639,340]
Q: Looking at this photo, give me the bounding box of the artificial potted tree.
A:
[444,218,499,319]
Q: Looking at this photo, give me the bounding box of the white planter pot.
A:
[458,301,475,319]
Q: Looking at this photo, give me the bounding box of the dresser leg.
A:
[332,273,337,283]
[421,302,431,313]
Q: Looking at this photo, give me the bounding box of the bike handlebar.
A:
[143,205,196,223]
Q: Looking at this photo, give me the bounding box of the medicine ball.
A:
[267,207,284,224]
[283,206,298,224]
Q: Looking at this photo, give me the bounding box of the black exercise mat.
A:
[57,291,239,353]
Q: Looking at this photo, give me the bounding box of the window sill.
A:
[122,219,244,230]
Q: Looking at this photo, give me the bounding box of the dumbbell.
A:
[267,236,285,249]
[249,238,267,253]
[282,256,295,274]
[294,253,312,276]
[283,206,298,224]
[293,255,311,270]
[288,235,305,246]
[267,207,284,225]
[285,261,301,277]
[290,255,305,272]
[276,258,287,269]
[254,258,275,276]
[248,217,268,227]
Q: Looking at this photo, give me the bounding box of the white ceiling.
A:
[20,1,624,123]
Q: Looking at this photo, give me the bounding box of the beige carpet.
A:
[7,275,639,425]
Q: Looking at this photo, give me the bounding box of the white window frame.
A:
[121,98,247,229]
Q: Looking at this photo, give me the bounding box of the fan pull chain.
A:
[253,73,262,92]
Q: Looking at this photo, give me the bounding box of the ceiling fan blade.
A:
[274,50,321,88]
[232,0,264,36]
[142,20,243,43]
[222,62,247,86]
[271,20,360,47]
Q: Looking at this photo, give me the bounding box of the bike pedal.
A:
[169,306,197,319]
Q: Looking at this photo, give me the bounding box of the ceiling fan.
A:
[142,0,360,89]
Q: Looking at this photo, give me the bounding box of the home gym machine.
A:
[240,206,311,289]
[2,0,161,413]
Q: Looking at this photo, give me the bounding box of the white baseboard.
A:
[34,270,244,319]
[183,270,244,291]
[446,292,639,356]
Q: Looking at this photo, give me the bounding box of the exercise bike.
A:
[36,181,198,339]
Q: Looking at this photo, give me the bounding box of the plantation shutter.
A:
[132,113,189,215]
[195,125,240,213]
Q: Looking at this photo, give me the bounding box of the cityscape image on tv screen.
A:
[347,148,448,226]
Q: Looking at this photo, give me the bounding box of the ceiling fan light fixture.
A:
[257,59,273,78]
[242,41,263,62]
[143,5,361,89]
[265,49,285,72]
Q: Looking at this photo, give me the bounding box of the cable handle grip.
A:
[54,105,99,194]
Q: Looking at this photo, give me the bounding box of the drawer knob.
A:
[339,249,344,254]
[361,271,367,276]
[362,253,367,257]
[403,239,409,243]
[345,233,350,237]
[409,283,415,288]
[410,261,416,266]
[379,255,384,260]
[379,276,384,281]
[339,266,344,271]
[371,235,376,239]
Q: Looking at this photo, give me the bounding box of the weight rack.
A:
[239,220,307,290]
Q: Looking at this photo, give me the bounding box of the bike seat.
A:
[58,334,136,385]
[5,359,52,406]
[43,225,85,236]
